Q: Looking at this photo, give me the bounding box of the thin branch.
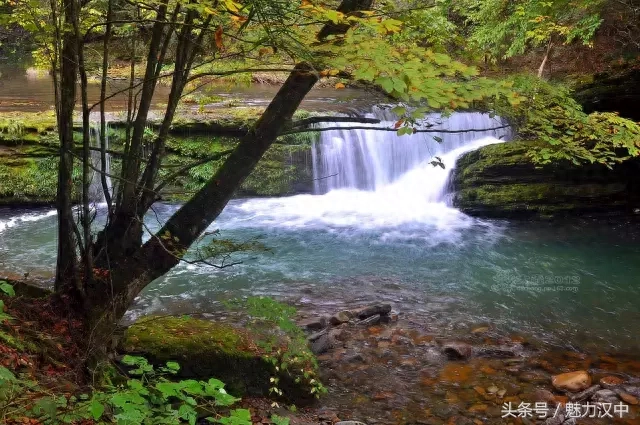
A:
[289,116,381,128]
[154,150,234,193]
[282,124,511,136]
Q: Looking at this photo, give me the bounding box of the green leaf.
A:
[0,366,16,382]
[376,77,394,93]
[271,414,290,425]
[90,399,105,420]
[0,282,15,297]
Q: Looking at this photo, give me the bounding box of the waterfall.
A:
[88,121,113,203]
[312,109,510,203]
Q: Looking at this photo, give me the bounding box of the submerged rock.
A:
[570,384,601,402]
[354,304,392,319]
[441,341,472,360]
[551,371,592,392]
[592,389,620,403]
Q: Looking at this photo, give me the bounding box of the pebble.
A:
[569,384,600,402]
[551,371,592,392]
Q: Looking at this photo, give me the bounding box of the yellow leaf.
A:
[335,83,345,89]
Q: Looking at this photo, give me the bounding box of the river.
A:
[1,108,639,357]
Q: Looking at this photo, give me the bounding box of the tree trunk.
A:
[83,0,374,353]
[55,0,80,296]
[538,41,553,78]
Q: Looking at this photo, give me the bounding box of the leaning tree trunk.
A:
[82,0,374,358]
[538,40,554,78]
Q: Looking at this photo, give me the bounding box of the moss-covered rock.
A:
[452,140,640,218]
[0,111,318,205]
[121,316,318,402]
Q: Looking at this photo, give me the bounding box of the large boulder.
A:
[120,316,318,402]
[452,140,640,218]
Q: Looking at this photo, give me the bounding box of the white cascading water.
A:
[1,111,509,240]
[88,120,113,203]
[226,110,510,235]
[312,109,510,197]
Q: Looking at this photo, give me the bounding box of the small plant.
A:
[0,354,257,425]
[228,297,327,402]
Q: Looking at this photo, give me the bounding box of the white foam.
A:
[0,209,57,234]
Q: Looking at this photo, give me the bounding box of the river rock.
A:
[329,310,352,326]
[533,389,556,403]
[311,333,333,355]
[344,352,366,364]
[357,314,381,326]
[570,385,601,402]
[354,304,392,319]
[442,341,472,360]
[300,316,327,331]
[616,391,639,405]
[599,375,624,388]
[518,370,550,384]
[624,386,640,397]
[318,409,340,423]
[307,327,328,341]
[592,389,619,403]
[551,371,592,392]
[476,347,520,358]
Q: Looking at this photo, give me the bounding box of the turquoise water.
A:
[1,113,639,355]
[1,202,639,354]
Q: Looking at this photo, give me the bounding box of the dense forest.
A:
[0,1,639,424]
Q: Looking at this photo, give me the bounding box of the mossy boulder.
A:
[120,316,318,403]
[452,140,640,218]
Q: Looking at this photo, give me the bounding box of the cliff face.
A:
[452,141,640,218]
[574,68,640,121]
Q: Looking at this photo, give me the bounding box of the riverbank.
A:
[2,277,639,424]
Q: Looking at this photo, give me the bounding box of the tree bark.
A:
[55,0,80,295]
[538,41,553,78]
[84,0,374,348]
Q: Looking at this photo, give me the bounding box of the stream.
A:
[1,72,640,423]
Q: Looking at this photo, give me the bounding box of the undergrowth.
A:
[0,282,293,425]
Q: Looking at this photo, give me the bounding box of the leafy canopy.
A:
[458,0,604,60]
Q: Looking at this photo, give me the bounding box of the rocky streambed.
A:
[292,303,640,425]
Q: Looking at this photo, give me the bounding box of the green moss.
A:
[0,110,319,204]
[122,316,253,360]
[453,140,633,218]
[121,316,316,401]
[0,154,60,205]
